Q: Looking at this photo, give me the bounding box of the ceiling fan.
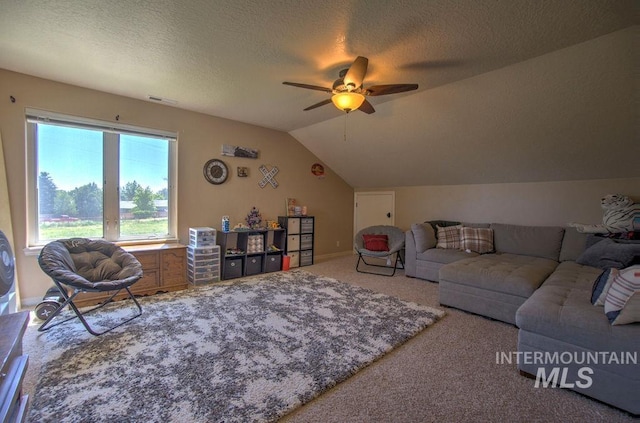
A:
[283,56,418,114]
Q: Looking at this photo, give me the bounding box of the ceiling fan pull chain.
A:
[344,113,348,142]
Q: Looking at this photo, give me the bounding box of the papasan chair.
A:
[354,225,405,276]
[37,238,143,336]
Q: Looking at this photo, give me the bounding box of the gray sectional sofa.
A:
[405,221,640,415]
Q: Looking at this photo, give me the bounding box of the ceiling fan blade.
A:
[358,99,375,114]
[283,82,333,93]
[343,56,368,89]
[303,98,333,111]
[366,84,419,96]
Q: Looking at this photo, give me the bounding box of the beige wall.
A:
[0,69,354,305]
[359,178,640,231]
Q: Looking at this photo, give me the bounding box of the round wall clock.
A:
[203,159,229,185]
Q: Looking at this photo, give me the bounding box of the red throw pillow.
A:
[362,234,389,251]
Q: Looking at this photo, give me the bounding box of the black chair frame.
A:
[38,281,142,336]
[356,250,405,277]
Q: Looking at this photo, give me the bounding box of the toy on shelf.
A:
[221,216,230,232]
[570,194,640,234]
[246,206,263,229]
[266,220,281,229]
[226,247,244,255]
[233,223,250,231]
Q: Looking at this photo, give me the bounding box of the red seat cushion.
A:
[363,234,389,251]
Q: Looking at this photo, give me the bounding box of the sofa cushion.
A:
[591,268,618,306]
[516,261,638,352]
[559,227,588,262]
[439,253,558,298]
[417,248,477,264]
[426,220,460,232]
[576,238,640,269]
[461,222,491,229]
[490,223,564,261]
[436,225,462,249]
[459,227,494,254]
[604,265,640,325]
[411,223,436,253]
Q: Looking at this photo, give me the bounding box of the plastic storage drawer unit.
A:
[189,227,217,247]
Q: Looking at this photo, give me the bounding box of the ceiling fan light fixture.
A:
[331,92,365,113]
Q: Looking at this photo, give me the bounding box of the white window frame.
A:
[26,108,178,247]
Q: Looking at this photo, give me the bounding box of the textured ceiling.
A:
[0,0,637,187]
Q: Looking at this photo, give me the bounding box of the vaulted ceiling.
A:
[0,0,637,187]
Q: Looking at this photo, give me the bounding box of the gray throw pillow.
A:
[411,223,436,253]
[576,238,640,269]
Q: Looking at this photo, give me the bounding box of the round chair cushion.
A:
[39,238,143,291]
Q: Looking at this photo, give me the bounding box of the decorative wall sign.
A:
[237,167,248,177]
[258,165,279,188]
[311,163,325,178]
[222,144,258,159]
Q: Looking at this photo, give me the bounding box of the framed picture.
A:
[286,198,296,216]
[237,167,248,177]
[222,144,258,159]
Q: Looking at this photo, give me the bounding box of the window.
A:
[26,109,177,246]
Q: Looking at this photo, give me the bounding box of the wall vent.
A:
[147,95,177,105]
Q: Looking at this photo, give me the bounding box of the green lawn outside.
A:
[40,218,169,240]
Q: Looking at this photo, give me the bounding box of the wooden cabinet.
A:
[75,243,187,307]
[278,216,314,267]
[0,311,29,423]
[217,229,285,280]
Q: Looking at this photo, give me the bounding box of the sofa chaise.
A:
[405,221,640,415]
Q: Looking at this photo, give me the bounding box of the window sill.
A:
[24,237,179,256]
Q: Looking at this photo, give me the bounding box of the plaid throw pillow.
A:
[436,225,462,249]
[459,227,494,254]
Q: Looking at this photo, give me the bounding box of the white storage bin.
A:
[189,227,217,246]
[187,245,220,259]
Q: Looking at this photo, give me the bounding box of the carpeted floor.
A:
[22,254,636,422]
[279,255,636,423]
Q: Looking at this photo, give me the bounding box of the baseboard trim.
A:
[314,251,354,262]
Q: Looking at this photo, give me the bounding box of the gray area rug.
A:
[26,270,444,423]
